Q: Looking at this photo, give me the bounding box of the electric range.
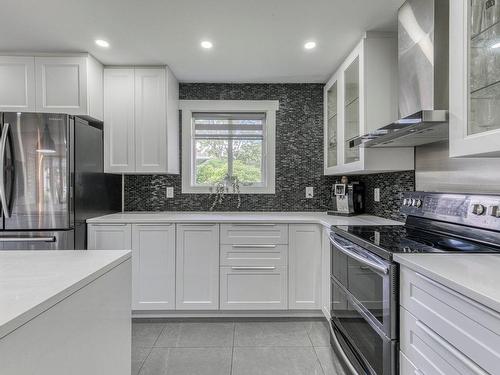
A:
[328,192,500,375]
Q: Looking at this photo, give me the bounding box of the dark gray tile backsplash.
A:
[124,83,414,220]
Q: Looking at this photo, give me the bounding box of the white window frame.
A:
[180,100,278,194]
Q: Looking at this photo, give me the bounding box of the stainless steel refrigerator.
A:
[0,112,121,250]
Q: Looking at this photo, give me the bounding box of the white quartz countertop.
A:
[0,250,131,339]
[394,254,500,313]
[87,211,402,227]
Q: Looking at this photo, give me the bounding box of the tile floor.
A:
[132,318,347,375]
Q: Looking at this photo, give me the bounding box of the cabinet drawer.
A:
[401,267,500,374]
[220,224,288,245]
[399,351,419,375]
[401,307,487,375]
[220,266,287,310]
[220,244,287,266]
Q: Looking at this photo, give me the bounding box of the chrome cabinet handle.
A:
[231,244,277,248]
[0,236,56,243]
[0,123,10,218]
[231,266,276,270]
[231,223,277,227]
[330,234,389,275]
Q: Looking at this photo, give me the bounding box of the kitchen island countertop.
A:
[0,250,131,339]
[394,253,500,313]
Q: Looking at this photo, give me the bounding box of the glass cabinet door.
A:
[344,57,360,164]
[326,82,338,167]
[469,0,500,135]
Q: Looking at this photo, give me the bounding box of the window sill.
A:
[182,186,275,195]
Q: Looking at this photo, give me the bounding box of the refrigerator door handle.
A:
[0,236,56,243]
[0,122,10,218]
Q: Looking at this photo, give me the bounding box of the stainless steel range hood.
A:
[351,0,449,148]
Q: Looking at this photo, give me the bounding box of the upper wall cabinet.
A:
[104,66,179,174]
[0,56,36,112]
[324,33,414,175]
[450,0,500,157]
[0,54,103,120]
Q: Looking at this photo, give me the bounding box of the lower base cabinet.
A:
[131,224,175,310]
[176,224,220,310]
[220,266,288,310]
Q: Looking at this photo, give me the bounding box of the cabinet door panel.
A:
[176,224,219,310]
[104,68,135,173]
[0,56,35,111]
[35,57,87,114]
[220,266,287,310]
[87,224,132,250]
[134,68,166,173]
[132,224,175,310]
[288,224,321,309]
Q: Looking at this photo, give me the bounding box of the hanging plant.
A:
[209,174,241,211]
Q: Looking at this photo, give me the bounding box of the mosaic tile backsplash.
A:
[124,83,415,221]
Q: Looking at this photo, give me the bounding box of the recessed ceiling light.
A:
[491,41,500,49]
[201,40,213,49]
[95,39,110,48]
[304,41,316,50]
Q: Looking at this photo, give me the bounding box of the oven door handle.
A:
[330,234,389,275]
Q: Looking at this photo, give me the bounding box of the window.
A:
[180,100,278,194]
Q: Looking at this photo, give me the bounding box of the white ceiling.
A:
[0,0,405,83]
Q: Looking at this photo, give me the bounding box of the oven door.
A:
[331,277,397,375]
[330,232,397,339]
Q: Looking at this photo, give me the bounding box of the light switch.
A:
[166,187,174,198]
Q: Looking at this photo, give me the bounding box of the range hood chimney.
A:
[350,0,449,148]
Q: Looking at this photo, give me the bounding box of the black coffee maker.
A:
[327,176,365,216]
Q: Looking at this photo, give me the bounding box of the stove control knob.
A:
[472,204,486,215]
[410,198,416,206]
[403,198,411,207]
[413,199,422,208]
[491,206,500,218]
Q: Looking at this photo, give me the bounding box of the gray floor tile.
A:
[232,347,324,375]
[154,322,234,347]
[132,347,151,375]
[234,321,312,347]
[139,347,232,375]
[314,347,347,375]
[132,322,165,348]
[305,320,331,347]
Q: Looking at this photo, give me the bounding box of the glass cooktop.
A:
[333,225,500,257]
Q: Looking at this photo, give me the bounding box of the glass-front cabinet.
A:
[323,33,414,175]
[450,0,500,157]
[325,78,339,170]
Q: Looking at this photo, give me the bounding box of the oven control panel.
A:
[401,192,500,231]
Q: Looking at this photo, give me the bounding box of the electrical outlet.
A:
[374,188,380,202]
[306,187,314,198]
[166,187,174,198]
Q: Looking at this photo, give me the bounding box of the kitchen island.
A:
[0,250,132,375]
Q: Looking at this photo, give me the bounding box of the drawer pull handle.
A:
[231,224,277,227]
[232,244,277,248]
[231,266,276,270]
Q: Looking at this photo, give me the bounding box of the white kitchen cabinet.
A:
[321,227,331,318]
[35,55,103,120]
[104,66,179,174]
[132,224,175,310]
[176,224,219,310]
[288,224,321,309]
[400,266,500,374]
[103,68,135,173]
[87,224,132,250]
[449,0,500,157]
[0,54,102,119]
[323,33,414,175]
[0,56,36,112]
[220,266,288,310]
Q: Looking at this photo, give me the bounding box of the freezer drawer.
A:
[0,230,74,250]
